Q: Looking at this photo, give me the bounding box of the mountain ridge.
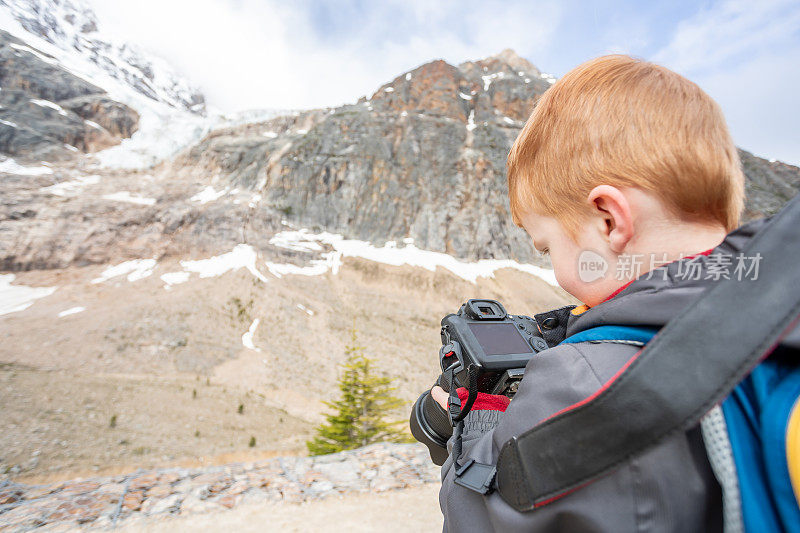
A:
[170,52,799,263]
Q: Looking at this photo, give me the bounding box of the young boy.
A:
[432,55,756,531]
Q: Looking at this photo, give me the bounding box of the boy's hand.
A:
[430,385,510,412]
[431,385,449,410]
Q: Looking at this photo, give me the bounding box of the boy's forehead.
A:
[520,211,578,242]
[520,210,551,231]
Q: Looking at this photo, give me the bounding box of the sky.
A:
[87,0,800,165]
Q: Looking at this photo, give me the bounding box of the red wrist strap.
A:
[456,387,510,412]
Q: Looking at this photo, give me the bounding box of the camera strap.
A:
[447,364,479,424]
[449,364,499,494]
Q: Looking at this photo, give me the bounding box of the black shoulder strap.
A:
[495,194,800,512]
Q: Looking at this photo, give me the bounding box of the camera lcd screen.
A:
[468,322,534,356]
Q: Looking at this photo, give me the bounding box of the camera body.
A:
[410,299,549,465]
[439,299,549,396]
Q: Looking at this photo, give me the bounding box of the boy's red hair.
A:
[508,54,745,236]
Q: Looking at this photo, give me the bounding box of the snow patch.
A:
[58,306,85,317]
[270,231,323,252]
[92,259,156,284]
[0,274,57,316]
[266,230,558,286]
[30,98,68,116]
[0,157,53,175]
[466,110,477,132]
[265,257,338,278]
[190,186,228,204]
[384,87,394,93]
[481,72,503,91]
[242,318,260,351]
[0,119,19,128]
[40,174,100,196]
[459,92,473,100]
[95,107,210,169]
[262,131,278,138]
[296,303,314,316]
[405,72,412,81]
[180,244,268,282]
[160,271,190,287]
[102,191,156,205]
[8,42,57,64]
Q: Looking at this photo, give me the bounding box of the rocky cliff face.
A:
[172,50,556,263]
[740,149,800,220]
[172,51,800,263]
[0,29,139,160]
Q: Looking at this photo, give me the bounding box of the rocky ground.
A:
[0,442,441,531]
[117,483,442,533]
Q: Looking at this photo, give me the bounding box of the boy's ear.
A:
[587,185,634,253]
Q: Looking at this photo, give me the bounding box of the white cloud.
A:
[652,0,800,74]
[691,48,800,165]
[652,0,800,164]
[87,0,562,112]
[82,0,799,165]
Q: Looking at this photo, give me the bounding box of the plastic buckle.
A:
[454,459,497,495]
[448,388,462,424]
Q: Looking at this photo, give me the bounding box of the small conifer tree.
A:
[307,326,407,455]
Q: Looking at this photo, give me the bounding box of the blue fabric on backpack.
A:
[559,325,660,345]
[722,363,785,532]
[726,362,800,533]
[561,325,800,533]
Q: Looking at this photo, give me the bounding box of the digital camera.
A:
[409,299,549,464]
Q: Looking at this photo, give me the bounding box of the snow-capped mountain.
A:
[0,0,205,114]
[0,0,298,168]
[0,0,220,168]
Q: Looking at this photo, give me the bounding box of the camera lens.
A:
[409,391,453,465]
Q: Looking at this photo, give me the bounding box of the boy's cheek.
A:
[550,259,584,299]
[558,276,611,306]
[552,256,619,306]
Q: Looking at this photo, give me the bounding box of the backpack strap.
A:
[494,193,800,512]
